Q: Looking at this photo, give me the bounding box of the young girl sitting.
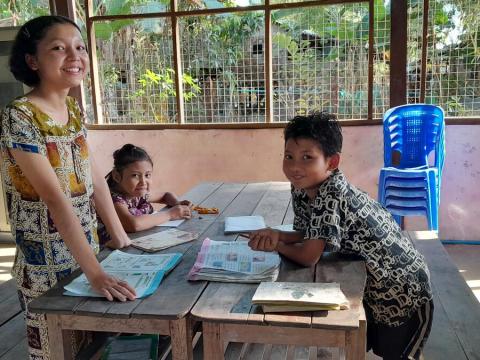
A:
[99,144,192,244]
[1,15,136,359]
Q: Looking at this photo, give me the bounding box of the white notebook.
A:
[224,216,266,234]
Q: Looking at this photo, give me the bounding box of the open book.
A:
[188,238,280,283]
[252,282,349,313]
[64,250,182,298]
[131,229,198,252]
[224,215,266,234]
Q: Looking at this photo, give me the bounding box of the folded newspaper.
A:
[64,250,182,298]
[188,238,280,283]
[252,282,350,313]
[131,229,198,252]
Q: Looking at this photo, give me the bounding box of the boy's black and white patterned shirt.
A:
[292,170,432,327]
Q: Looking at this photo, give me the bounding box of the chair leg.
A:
[393,214,402,228]
[426,172,439,231]
[378,171,386,204]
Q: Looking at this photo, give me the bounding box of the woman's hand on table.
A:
[90,271,137,301]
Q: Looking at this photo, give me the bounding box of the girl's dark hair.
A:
[106,144,153,188]
[284,111,343,157]
[9,15,81,87]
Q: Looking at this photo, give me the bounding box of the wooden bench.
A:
[409,231,480,360]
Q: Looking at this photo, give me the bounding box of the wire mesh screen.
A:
[180,13,266,123]
[95,19,176,124]
[92,0,169,16]
[372,0,390,119]
[271,3,370,121]
[425,0,480,117]
[179,0,263,11]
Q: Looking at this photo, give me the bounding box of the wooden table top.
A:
[189,182,367,330]
[29,182,366,328]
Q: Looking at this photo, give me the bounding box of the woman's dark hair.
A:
[9,15,81,87]
[284,111,343,157]
[106,144,153,188]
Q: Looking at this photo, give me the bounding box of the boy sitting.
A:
[248,112,433,360]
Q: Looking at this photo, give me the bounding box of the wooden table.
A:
[189,182,367,360]
[29,182,238,360]
[29,182,367,360]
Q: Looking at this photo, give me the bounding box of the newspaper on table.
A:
[224,215,266,234]
[64,250,182,299]
[188,238,280,283]
[131,228,198,252]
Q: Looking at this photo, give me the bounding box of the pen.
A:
[238,233,250,239]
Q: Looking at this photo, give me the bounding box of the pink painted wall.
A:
[89,125,480,241]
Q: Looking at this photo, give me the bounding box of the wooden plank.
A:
[133,183,250,318]
[192,182,279,323]
[193,283,259,323]
[409,231,480,360]
[0,313,26,358]
[221,324,346,347]
[250,182,307,325]
[422,291,466,360]
[0,279,17,302]
[312,255,366,329]
[0,280,21,326]
[0,339,27,360]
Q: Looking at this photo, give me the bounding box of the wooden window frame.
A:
[52,0,478,127]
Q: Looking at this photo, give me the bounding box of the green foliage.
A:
[0,0,49,24]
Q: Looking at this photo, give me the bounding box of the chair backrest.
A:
[383,104,445,172]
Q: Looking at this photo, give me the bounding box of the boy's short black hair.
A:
[9,15,81,87]
[284,111,343,157]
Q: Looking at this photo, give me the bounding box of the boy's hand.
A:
[169,204,192,220]
[89,271,137,302]
[248,228,280,252]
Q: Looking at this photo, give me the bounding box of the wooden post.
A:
[51,0,86,112]
[203,322,224,360]
[169,317,193,360]
[46,314,73,360]
[389,0,408,107]
[264,0,273,123]
[171,0,185,124]
[85,0,104,123]
[367,0,374,120]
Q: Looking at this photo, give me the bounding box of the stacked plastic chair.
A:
[378,104,445,231]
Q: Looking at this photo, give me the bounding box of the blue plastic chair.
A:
[378,104,445,231]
